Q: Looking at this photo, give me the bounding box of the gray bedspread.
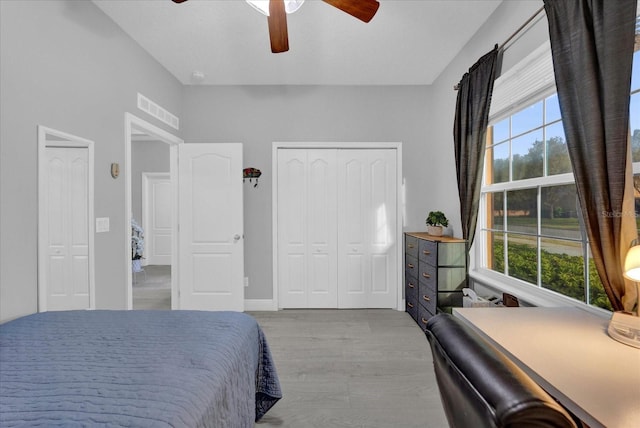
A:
[0,310,281,427]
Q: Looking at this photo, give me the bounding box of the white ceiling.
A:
[92,0,503,85]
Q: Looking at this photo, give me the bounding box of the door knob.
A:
[233,234,241,242]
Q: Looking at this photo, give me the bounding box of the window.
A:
[478,18,639,311]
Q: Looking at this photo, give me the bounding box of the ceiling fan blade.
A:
[322,0,380,23]
[268,0,289,53]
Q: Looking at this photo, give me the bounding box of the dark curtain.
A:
[453,45,499,248]
[544,0,637,311]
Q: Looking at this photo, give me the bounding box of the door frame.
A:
[37,125,95,312]
[125,113,183,310]
[272,142,404,311]
[141,172,171,266]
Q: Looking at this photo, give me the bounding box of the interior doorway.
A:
[125,113,182,310]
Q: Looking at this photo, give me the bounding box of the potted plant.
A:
[426,211,449,236]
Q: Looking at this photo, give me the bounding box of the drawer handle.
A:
[421,317,428,324]
[407,302,414,308]
[422,272,431,279]
[423,295,431,302]
[408,282,415,288]
[423,250,431,255]
[408,263,415,269]
[408,244,415,249]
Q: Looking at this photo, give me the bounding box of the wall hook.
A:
[243,167,262,188]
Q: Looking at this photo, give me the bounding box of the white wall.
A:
[0,0,183,322]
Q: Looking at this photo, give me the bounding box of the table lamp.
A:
[607,244,640,348]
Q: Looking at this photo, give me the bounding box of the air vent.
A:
[137,93,179,130]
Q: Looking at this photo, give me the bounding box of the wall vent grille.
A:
[137,93,179,130]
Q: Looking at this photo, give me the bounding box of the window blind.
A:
[489,41,556,121]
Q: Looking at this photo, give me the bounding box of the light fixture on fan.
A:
[246,0,305,16]
[172,0,379,54]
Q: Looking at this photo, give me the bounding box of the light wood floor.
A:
[251,309,447,428]
[131,274,448,427]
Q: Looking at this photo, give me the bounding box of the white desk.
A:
[453,307,640,428]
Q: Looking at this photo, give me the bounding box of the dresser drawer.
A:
[405,254,418,278]
[419,262,436,287]
[418,281,437,314]
[406,294,418,322]
[419,239,438,265]
[437,266,467,291]
[405,235,419,258]
[417,303,435,331]
[405,275,418,301]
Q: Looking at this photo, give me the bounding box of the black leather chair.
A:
[425,313,578,428]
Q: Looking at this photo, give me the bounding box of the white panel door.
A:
[43,147,90,311]
[178,143,243,311]
[337,149,397,308]
[143,173,172,265]
[277,149,337,308]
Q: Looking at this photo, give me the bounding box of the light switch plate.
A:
[96,217,110,233]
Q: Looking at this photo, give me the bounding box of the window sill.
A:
[469,268,611,318]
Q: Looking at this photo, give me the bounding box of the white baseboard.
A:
[244,299,278,311]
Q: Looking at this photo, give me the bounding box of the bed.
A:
[0,310,282,427]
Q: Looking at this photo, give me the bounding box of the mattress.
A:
[0,310,281,427]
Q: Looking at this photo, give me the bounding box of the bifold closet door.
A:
[337,149,397,308]
[277,148,398,309]
[42,147,91,311]
[277,149,338,308]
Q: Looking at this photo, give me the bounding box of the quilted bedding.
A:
[0,310,282,427]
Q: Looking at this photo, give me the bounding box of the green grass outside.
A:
[490,238,612,311]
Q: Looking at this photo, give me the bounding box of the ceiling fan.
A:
[171,0,380,53]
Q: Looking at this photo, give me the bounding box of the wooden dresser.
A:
[404,232,467,331]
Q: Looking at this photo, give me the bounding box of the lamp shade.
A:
[623,244,640,281]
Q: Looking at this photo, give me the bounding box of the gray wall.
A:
[182,85,435,299]
[0,0,182,322]
[131,141,170,222]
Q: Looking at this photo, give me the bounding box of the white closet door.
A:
[337,149,397,308]
[43,147,90,311]
[277,149,337,308]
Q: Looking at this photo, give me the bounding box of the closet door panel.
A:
[368,149,398,307]
[338,149,397,308]
[277,150,308,308]
[307,150,337,307]
[338,152,368,308]
[278,149,337,308]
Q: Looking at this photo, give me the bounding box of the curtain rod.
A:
[499,6,545,52]
[454,5,545,91]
